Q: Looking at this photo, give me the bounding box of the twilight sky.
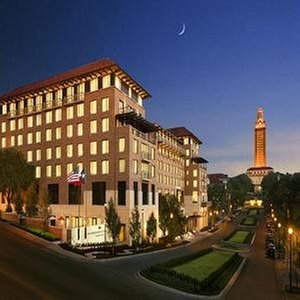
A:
[1,0,300,176]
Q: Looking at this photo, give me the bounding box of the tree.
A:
[24,182,39,217]
[105,198,121,255]
[38,189,51,232]
[146,212,157,243]
[159,194,187,241]
[14,190,24,216]
[0,149,35,212]
[129,206,141,248]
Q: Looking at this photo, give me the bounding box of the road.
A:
[0,218,240,300]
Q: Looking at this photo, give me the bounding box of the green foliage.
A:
[105,198,121,247]
[0,149,35,209]
[14,191,23,215]
[38,189,51,231]
[25,182,38,217]
[146,212,157,243]
[129,206,141,248]
[159,194,187,240]
[224,230,253,244]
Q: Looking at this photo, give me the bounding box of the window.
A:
[102,160,109,174]
[119,159,125,173]
[35,131,41,143]
[1,122,6,133]
[133,160,138,174]
[102,118,109,132]
[27,151,33,162]
[55,165,61,177]
[134,181,138,206]
[102,140,109,154]
[119,137,125,152]
[90,141,97,155]
[142,183,148,205]
[151,165,155,178]
[102,75,110,88]
[10,120,16,131]
[85,81,90,93]
[90,100,97,114]
[67,125,73,138]
[56,127,61,140]
[193,180,198,188]
[46,148,52,160]
[92,182,106,205]
[192,191,198,203]
[1,137,6,148]
[46,111,52,124]
[36,149,41,161]
[46,129,52,141]
[77,123,83,136]
[67,144,73,158]
[18,118,23,129]
[48,184,59,204]
[68,184,81,204]
[27,116,33,128]
[36,114,42,126]
[186,159,190,167]
[77,143,83,157]
[67,163,73,174]
[55,109,62,121]
[118,181,126,205]
[55,147,61,159]
[17,134,23,146]
[46,165,52,177]
[133,140,138,153]
[27,133,33,144]
[90,161,97,175]
[193,169,198,177]
[151,184,155,205]
[35,166,41,178]
[66,106,74,119]
[151,148,155,160]
[102,97,109,112]
[90,120,97,134]
[77,103,84,117]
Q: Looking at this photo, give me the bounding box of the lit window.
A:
[46,129,52,141]
[55,109,62,121]
[46,111,52,124]
[46,165,52,178]
[90,78,98,91]
[102,97,109,112]
[119,159,125,173]
[36,131,41,143]
[77,103,84,117]
[192,191,198,203]
[2,104,7,114]
[36,114,42,126]
[151,148,155,160]
[56,147,61,159]
[193,180,198,188]
[102,160,109,174]
[67,163,73,174]
[186,149,190,156]
[1,137,6,148]
[186,159,190,167]
[27,151,33,162]
[10,120,16,131]
[90,100,97,114]
[151,165,155,178]
[77,143,83,156]
[102,75,110,88]
[90,141,97,155]
[184,137,189,145]
[56,127,61,140]
[36,149,41,161]
[133,160,138,174]
[133,140,138,154]
[27,133,33,144]
[119,137,125,152]
[90,120,97,134]
[18,118,23,129]
[35,166,41,178]
[90,161,97,175]
[102,140,109,154]
[67,144,73,158]
[55,165,61,177]
[46,148,52,160]
[66,106,74,119]
[193,169,198,177]
[1,122,6,133]
[67,125,73,138]
[27,116,33,128]
[17,134,23,146]
[10,136,15,147]
[101,118,109,132]
[77,123,83,136]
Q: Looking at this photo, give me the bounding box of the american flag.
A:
[67,170,82,185]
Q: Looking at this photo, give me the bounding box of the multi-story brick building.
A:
[0,59,208,244]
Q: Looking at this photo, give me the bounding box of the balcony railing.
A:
[141,151,151,161]
[141,171,151,180]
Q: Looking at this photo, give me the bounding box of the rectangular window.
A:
[56,127,61,140]
[2,137,6,147]
[133,140,138,154]
[119,159,125,173]
[192,191,198,203]
[90,161,97,175]
[46,148,52,160]
[18,118,23,129]
[55,109,62,121]
[68,184,82,204]
[90,120,97,134]
[77,103,84,117]
[90,141,97,155]
[67,125,73,138]
[27,133,33,144]
[46,129,52,141]
[35,166,41,178]
[102,75,110,88]
[102,118,109,132]
[67,144,73,158]
[1,122,6,133]
[27,116,33,128]
[17,134,23,146]
[118,181,126,206]
[102,97,109,112]
[119,137,125,152]
[77,123,83,136]
[193,180,198,187]
[142,183,148,205]
[66,107,74,119]
[10,120,16,131]
[90,100,97,114]
[55,165,61,177]
[102,160,109,174]
[27,151,33,162]
[77,143,83,157]
[102,140,109,154]
[46,111,52,124]
[134,181,138,206]
[36,149,41,161]
[55,147,61,159]
[193,169,198,177]
[133,160,138,174]
[48,184,59,204]
[46,165,52,177]
[92,182,106,205]
[151,184,155,205]
[90,78,98,92]
[85,81,90,93]
[36,114,42,126]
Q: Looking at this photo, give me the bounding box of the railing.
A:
[141,151,151,161]
[132,128,156,145]
[157,135,185,156]
[141,171,151,180]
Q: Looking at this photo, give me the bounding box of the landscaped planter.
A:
[223,230,254,246]
[240,217,258,227]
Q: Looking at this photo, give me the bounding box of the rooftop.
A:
[168,127,202,145]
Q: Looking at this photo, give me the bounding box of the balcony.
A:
[157,135,185,156]
[141,171,151,181]
[141,151,151,161]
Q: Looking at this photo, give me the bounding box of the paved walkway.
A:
[225,218,281,300]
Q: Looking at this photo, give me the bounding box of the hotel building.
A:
[0,59,208,243]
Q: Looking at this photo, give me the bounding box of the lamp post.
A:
[288,227,293,292]
[277,223,281,258]
[104,202,107,243]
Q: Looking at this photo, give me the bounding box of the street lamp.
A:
[288,227,293,291]
[277,223,281,258]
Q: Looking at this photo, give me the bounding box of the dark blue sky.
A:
[1,0,300,175]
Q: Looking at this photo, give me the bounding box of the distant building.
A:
[246,107,273,191]
[208,173,229,186]
[0,58,208,244]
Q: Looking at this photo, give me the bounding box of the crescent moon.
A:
[178,23,186,36]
